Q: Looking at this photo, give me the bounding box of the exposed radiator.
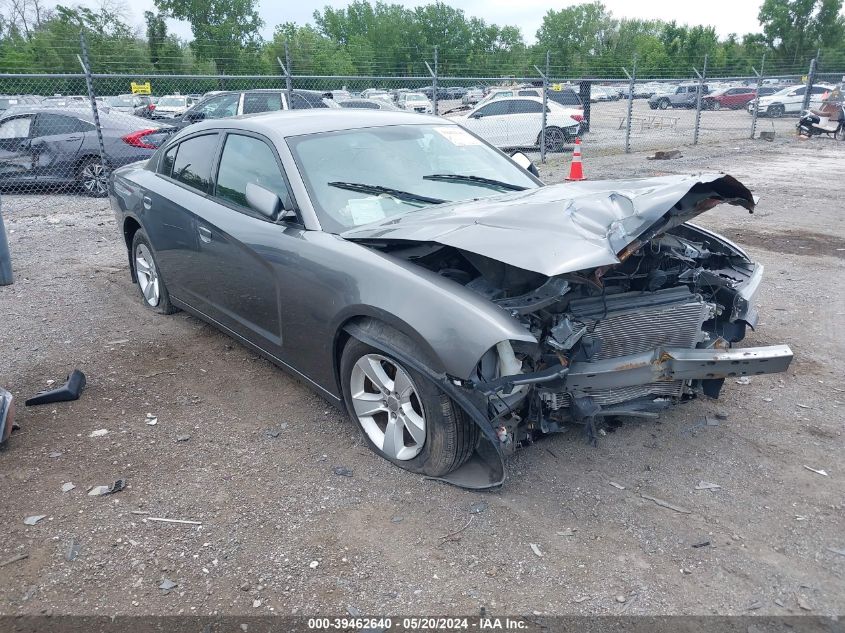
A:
[542,287,712,409]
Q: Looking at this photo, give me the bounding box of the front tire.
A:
[658,98,669,110]
[131,230,176,314]
[770,104,784,118]
[340,333,478,477]
[540,126,567,152]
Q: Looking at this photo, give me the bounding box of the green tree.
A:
[758,0,845,64]
[154,0,264,73]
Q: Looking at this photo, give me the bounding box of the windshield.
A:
[287,124,539,233]
[158,96,186,106]
[106,96,135,107]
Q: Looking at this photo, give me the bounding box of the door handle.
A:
[142,195,152,210]
[198,226,212,243]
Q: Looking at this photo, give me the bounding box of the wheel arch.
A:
[122,215,143,282]
[332,312,446,403]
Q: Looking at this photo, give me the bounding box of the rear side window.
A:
[170,134,219,193]
[32,113,93,137]
[243,92,282,114]
[509,100,543,114]
[548,89,582,106]
[476,101,509,116]
[215,134,289,211]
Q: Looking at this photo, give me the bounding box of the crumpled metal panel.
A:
[343,174,754,276]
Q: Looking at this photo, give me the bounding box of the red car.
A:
[704,87,758,110]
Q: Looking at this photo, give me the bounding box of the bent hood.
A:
[342,174,754,277]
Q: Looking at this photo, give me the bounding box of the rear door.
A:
[191,131,296,353]
[30,113,88,182]
[506,99,544,146]
[143,132,221,305]
[0,115,35,184]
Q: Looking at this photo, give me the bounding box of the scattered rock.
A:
[695,481,721,491]
[646,150,682,160]
[88,429,108,438]
[391,516,403,524]
[159,579,177,591]
[347,606,362,617]
[803,465,828,477]
[641,493,692,514]
[240,581,251,592]
[24,515,46,526]
[61,482,76,493]
[88,479,126,497]
[332,466,353,477]
[616,595,626,603]
[65,538,81,561]
[309,560,319,569]
[691,541,711,548]
[747,601,763,610]
[735,377,751,385]
[609,481,625,490]
[48,451,62,458]
[176,434,191,442]
[556,529,576,537]
[797,596,812,611]
[573,596,589,603]
[469,500,489,514]
[252,599,262,608]
[529,543,543,558]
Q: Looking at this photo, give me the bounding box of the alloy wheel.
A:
[349,354,426,461]
[134,243,160,307]
[81,161,107,196]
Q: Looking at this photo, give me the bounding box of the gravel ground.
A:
[0,134,843,619]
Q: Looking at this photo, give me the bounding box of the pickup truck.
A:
[648,84,709,110]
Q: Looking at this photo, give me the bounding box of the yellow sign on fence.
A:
[551,83,563,91]
[131,81,151,95]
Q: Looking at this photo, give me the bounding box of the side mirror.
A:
[510,151,539,177]
[246,182,285,220]
[471,112,483,119]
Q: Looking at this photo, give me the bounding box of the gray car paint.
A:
[107,111,767,408]
[111,113,539,398]
[342,174,754,276]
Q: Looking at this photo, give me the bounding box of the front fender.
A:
[327,245,537,380]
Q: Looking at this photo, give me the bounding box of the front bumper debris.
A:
[565,345,793,392]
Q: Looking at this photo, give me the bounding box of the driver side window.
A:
[195,93,240,119]
[214,134,290,214]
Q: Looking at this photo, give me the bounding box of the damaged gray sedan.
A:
[109,110,792,488]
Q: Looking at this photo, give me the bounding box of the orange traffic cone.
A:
[566,138,585,181]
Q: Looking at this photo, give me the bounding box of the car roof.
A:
[177,109,450,141]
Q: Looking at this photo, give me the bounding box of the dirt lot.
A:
[1,134,844,619]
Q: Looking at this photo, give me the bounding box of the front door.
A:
[462,100,510,147]
[190,131,294,353]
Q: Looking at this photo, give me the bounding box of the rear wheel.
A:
[712,100,721,110]
[78,157,108,197]
[131,230,176,314]
[769,104,785,118]
[340,333,478,477]
[658,98,670,110]
[836,125,845,141]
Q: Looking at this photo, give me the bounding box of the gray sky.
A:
[96,0,766,43]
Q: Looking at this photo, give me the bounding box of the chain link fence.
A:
[0,33,842,199]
